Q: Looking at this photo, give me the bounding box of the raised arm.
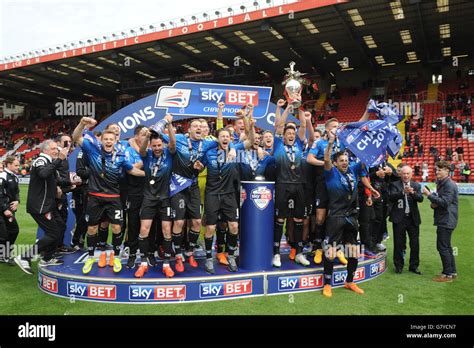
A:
[298,108,307,142]
[139,128,150,158]
[324,129,335,171]
[276,104,292,136]
[165,114,176,154]
[274,99,286,131]
[305,111,315,149]
[216,102,225,131]
[72,117,97,146]
[243,118,256,150]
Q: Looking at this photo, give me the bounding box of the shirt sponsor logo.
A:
[250,186,272,210]
[333,267,365,285]
[278,274,323,291]
[155,88,191,108]
[67,281,116,300]
[39,275,58,293]
[199,279,252,298]
[129,285,186,301]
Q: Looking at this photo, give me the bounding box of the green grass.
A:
[0,185,473,315]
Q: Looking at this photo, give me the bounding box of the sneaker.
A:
[71,245,82,252]
[187,255,198,268]
[205,259,215,274]
[162,264,175,278]
[227,255,238,272]
[175,255,184,273]
[56,246,76,255]
[134,264,148,278]
[14,256,33,275]
[39,258,64,267]
[432,274,454,282]
[336,250,348,265]
[126,254,137,269]
[82,257,96,274]
[216,252,229,265]
[289,248,297,261]
[363,250,378,259]
[322,284,332,298]
[314,249,323,264]
[375,243,386,252]
[120,246,130,259]
[108,253,115,268]
[295,253,310,266]
[344,282,364,294]
[147,254,157,267]
[98,252,107,268]
[272,254,281,268]
[112,257,122,273]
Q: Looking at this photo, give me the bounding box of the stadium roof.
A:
[0,0,473,107]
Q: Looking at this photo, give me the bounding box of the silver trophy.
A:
[282,61,306,110]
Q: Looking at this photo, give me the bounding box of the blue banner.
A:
[337,120,402,167]
[154,81,272,119]
[368,99,403,125]
[169,173,194,197]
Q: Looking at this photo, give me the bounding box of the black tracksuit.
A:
[25,154,66,261]
[0,169,20,254]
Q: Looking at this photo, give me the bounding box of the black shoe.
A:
[147,253,157,267]
[56,246,76,255]
[127,254,137,269]
[395,267,403,274]
[409,268,422,275]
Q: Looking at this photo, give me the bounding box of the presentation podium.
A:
[38,181,386,303]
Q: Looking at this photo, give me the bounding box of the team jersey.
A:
[81,138,133,195]
[141,148,173,200]
[233,132,241,144]
[309,138,345,160]
[125,146,145,195]
[302,145,318,187]
[201,142,244,195]
[324,162,367,216]
[273,135,305,184]
[239,148,276,181]
[162,134,218,180]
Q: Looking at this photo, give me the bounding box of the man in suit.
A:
[423,161,459,282]
[388,165,423,274]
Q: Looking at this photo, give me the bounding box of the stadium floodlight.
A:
[87,39,92,44]
[202,12,208,18]
[112,33,118,38]
[130,29,136,35]
[42,49,47,54]
[139,27,145,32]
[253,1,260,8]
[160,23,166,28]
[169,21,175,27]
[149,25,155,30]
[215,10,221,17]
[180,18,187,24]
[266,0,273,5]
[103,36,108,41]
[191,15,197,22]
[121,32,127,37]
[240,5,246,12]
[228,7,233,14]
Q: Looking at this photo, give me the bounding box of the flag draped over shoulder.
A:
[336,120,402,168]
[368,99,403,125]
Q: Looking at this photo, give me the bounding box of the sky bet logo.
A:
[333,267,365,285]
[370,260,386,276]
[39,274,58,294]
[129,285,186,301]
[199,279,252,298]
[67,281,116,300]
[278,274,323,292]
[200,88,259,106]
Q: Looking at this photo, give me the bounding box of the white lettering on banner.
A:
[117,106,155,133]
[244,13,251,21]
[197,24,204,31]
[266,112,276,126]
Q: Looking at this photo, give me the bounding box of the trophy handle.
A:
[289,61,296,74]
